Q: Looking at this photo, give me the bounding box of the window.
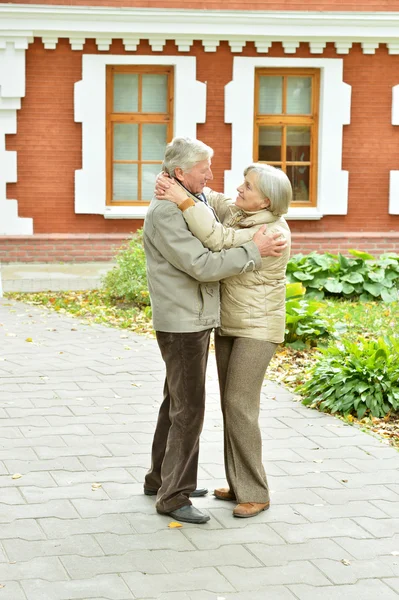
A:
[106,65,174,206]
[254,68,320,206]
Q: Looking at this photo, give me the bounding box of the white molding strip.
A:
[1,6,399,54]
[75,55,206,218]
[0,36,33,235]
[225,57,351,219]
[390,84,399,214]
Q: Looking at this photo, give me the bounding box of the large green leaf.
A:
[293,271,314,282]
[341,272,364,284]
[363,282,383,297]
[381,287,399,303]
[324,280,343,294]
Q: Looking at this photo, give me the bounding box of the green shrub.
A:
[284,283,333,347]
[287,250,399,302]
[102,229,150,308]
[297,336,399,418]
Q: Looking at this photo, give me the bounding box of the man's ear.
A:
[174,167,185,183]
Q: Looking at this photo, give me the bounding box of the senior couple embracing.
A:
[143,137,292,524]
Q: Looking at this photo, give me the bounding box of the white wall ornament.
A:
[0,36,33,235]
[390,84,399,214]
[225,56,351,220]
[75,55,206,219]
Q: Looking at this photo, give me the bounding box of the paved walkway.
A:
[0,262,115,293]
[0,297,399,600]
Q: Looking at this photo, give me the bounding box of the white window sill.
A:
[104,206,149,219]
[286,207,323,220]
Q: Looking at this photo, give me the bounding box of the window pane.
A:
[113,164,138,201]
[142,164,163,201]
[113,74,139,112]
[142,74,168,112]
[287,77,312,114]
[142,124,167,161]
[258,126,282,162]
[258,76,283,114]
[287,165,310,202]
[113,124,138,160]
[286,126,311,162]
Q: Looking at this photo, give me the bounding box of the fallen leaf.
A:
[341,559,351,566]
[341,479,348,483]
[11,473,22,479]
[91,483,102,489]
[168,521,183,528]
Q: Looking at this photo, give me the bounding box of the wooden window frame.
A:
[254,68,320,207]
[106,65,174,206]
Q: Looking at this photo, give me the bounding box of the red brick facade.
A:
[2,3,399,260]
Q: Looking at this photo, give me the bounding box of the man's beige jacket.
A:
[143,196,262,333]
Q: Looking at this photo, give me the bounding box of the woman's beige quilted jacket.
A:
[181,187,291,343]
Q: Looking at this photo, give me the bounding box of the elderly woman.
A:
[156,163,292,518]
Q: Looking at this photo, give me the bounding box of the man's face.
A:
[176,159,213,195]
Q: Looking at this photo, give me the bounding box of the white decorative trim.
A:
[2,6,399,56]
[0,36,33,234]
[361,42,379,54]
[388,43,399,55]
[122,38,139,52]
[255,40,272,54]
[149,38,166,52]
[69,37,85,51]
[390,85,399,214]
[202,39,220,52]
[177,39,193,52]
[229,39,246,53]
[335,41,353,54]
[225,57,351,219]
[309,41,326,54]
[42,36,58,50]
[96,38,112,52]
[74,55,206,217]
[282,41,300,54]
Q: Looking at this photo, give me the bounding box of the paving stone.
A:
[96,530,195,553]
[354,517,399,537]
[270,518,372,544]
[0,556,67,582]
[288,579,399,600]
[220,562,330,589]
[61,550,167,579]
[151,545,261,572]
[186,589,297,600]
[182,523,284,549]
[0,581,27,599]
[208,504,307,527]
[21,574,134,600]
[0,499,79,523]
[335,534,399,559]
[313,556,399,584]
[293,500,388,522]
[0,486,25,504]
[383,578,399,594]
[0,519,46,541]
[122,567,234,598]
[275,458,360,476]
[371,500,399,518]
[246,539,347,567]
[315,485,399,505]
[3,457,85,473]
[0,435,67,449]
[3,534,104,562]
[38,514,132,539]
[50,467,133,486]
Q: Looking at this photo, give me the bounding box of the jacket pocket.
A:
[197,283,219,326]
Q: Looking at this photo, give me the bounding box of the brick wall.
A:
[1,232,398,263]
[5,36,399,238]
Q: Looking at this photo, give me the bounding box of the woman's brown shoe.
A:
[233,502,270,518]
[213,487,237,501]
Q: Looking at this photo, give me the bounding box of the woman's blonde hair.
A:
[244,163,292,216]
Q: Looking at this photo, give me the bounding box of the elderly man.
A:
[143,137,286,524]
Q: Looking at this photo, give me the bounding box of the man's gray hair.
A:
[162,137,214,176]
[244,163,292,216]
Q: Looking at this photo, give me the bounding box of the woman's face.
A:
[235,170,270,212]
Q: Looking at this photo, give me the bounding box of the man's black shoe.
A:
[144,487,208,498]
[166,504,210,524]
